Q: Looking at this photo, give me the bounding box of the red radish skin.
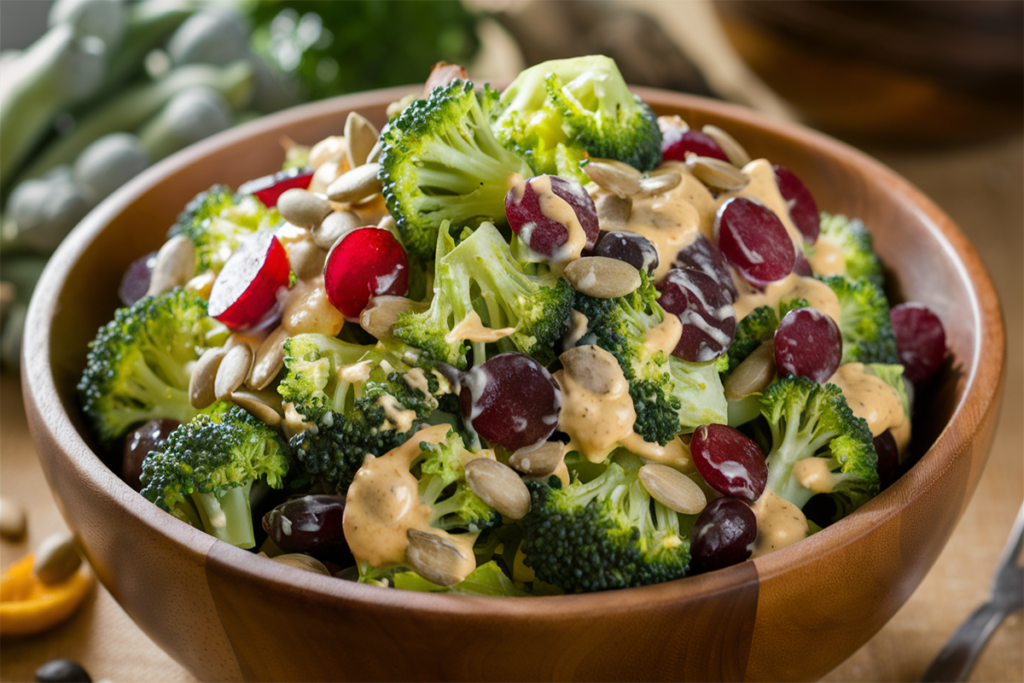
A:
[324,227,409,322]
[208,231,291,331]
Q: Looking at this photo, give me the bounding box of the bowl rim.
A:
[22,84,1005,616]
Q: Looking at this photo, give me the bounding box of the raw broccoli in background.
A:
[491,55,663,176]
[812,213,885,290]
[379,79,534,262]
[140,405,291,549]
[77,288,229,445]
[573,272,727,445]
[392,222,574,369]
[821,275,899,365]
[520,451,690,593]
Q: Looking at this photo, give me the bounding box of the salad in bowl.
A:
[76,55,947,597]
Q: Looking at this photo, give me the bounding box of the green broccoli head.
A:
[393,222,574,369]
[78,288,230,445]
[521,452,690,593]
[379,79,534,262]
[814,213,885,290]
[492,55,662,175]
[417,431,501,533]
[761,375,879,521]
[821,275,898,364]
[168,184,282,274]
[140,406,291,549]
[573,273,727,444]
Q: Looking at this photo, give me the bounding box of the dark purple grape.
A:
[661,128,729,163]
[118,251,158,306]
[873,430,899,491]
[773,165,820,244]
[459,353,561,451]
[34,658,92,683]
[690,423,767,502]
[672,233,738,302]
[774,307,842,383]
[262,495,352,563]
[690,497,757,573]
[792,251,813,277]
[123,418,180,491]
[890,303,946,383]
[505,175,599,257]
[592,231,659,275]
[657,268,737,363]
[715,197,795,286]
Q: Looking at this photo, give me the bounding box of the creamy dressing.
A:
[402,368,431,396]
[554,361,636,463]
[377,394,417,432]
[792,457,845,494]
[643,314,683,357]
[444,310,516,344]
[337,360,372,385]
[807,236,847,277]
[562,310,589,350]
[717,159,804,251]
[530,174,588,264]
[732,273,841,325]
[282,276,346,337]
[827,363,907,437]
[621,433,692,471]
[749,489,809,558]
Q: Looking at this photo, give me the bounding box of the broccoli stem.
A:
[191,483,255,549]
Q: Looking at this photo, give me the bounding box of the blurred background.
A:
[1,1,1021,681]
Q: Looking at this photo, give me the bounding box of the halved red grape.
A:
[592,230,659,275]
[672,233,738,302]
[690,423,767,502]
[774,307,842,383]
[661,128,729,163]
[715,197,795,286]
[690,497,757,573]
[123,418,180,492]
[459,353,561,452]
[209,231,291,331]
[773,165,820,244]
[505,175,599,257]
[873,430,899,491]
[324,227,409,322]
[238,167,315,208]
[657,268,737,363]
[890,302,946,383]
[792,251,813,277]
[118,251,157,306]
[262,495,352,564]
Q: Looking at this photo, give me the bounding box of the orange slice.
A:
[0,554,93,636]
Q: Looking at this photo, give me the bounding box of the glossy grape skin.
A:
[774,307,843,384]
[690,423,768,502]
[672,233,738,302]
[208,231,291,331]
[715,197,795,287]
[773,165,820,244]
[592,231,659,275]
[238,167,314,208]
[890,302,946,383]
[661,128,729,163]
[324,227,409,322]
[657,268,736,363]
[690,497,757,574]
[792,251,813,277]
[118,251,157,306]
[122,419,180,492]
[459,353,561,452]
[505,175,599,257]
[873,430,899,491]
[262,495,353,564]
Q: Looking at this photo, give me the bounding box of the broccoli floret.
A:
[417,431,502,533]
[492,55,662,175]
[393,222,575,369]
[761,376,879,521]
[520,452,690,593]
[723,299,810,374]
[378,79,534,262]
[812,213,885,290]
[77,288,230,445]
[140,406,291,549]
[821,275,898,364]
[168,184,282,274]
[279,333,445,495]
[573,273,727,444]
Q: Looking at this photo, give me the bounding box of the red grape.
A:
[262,495,353,564]
[715,197,795,286]
[662,128,729,163]
[123,419,180,491]
[209,231,291,331]
[238,167,314,208]
[873,430,899,491]
[657,268,737,363]
[690,497,757,573]
[773,165,820,244]
[118,251,157,306]
[792,251,813,277]
[890,302,946,383]
[459,353,561,452]
[324,227,409,322]
[690,423,767,502]
[505,175,599,258]
[774,307,842,383]
[591,231,659,275]
[672,233,738,302]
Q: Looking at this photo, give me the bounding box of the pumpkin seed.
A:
[688,156,750,192]
[277,188,332,229]
[702,125,751,167]
[189,346,227,409]
[564,256,641,298]
[344,112,380,170]
[326,163,382,204]
[508,441,564,478]
[584,158,642,196]
[465,458,531,520]
[33,532,82,585]
[406,529,471,587]
[215,344,253,401]
[639,463,707,514]
[248,326,289,391]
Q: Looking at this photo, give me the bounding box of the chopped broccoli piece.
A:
[573,273,727,444]
[77,288,230,445]
[821,275,898,364]
[417,430,502,533]
[761,376,879,522]
[813,213,885,290]
[168,184,282,274]
[140,406,291,549]
[378,79,534,262]
[521,452,690,593]
[393,222,575,369]
[492,55,662,175]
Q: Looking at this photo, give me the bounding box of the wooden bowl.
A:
[22,87,1005,682]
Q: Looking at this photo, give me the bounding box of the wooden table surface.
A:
[1,135,1021,682]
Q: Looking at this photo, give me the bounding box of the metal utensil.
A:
[921,502,1024,682]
